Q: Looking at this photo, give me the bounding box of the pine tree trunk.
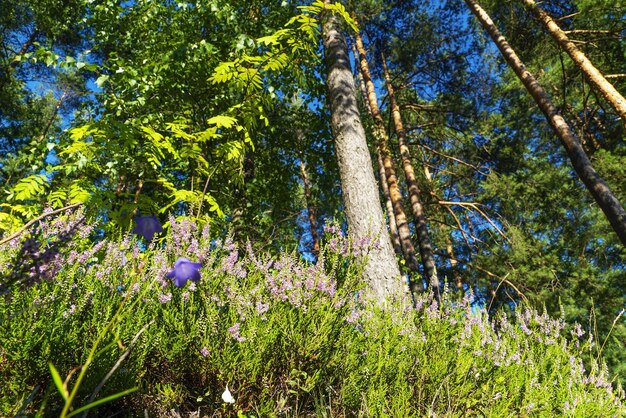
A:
[351,41,403,257]
[377,151,403,256]
[465,0,626,247]
[353,30,423,295]
[381,55,440,294]
[521,0,626,124]
[297,137,321,258]
[321,3,403,299]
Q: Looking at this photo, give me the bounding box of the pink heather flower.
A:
[345,309,360,324]
[158,293,172,303]
[228,323,245,342]
[255,301,269,314]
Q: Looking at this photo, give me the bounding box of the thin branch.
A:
[436,251,497,278]
[441,204,472,250]
[417,143,490,176]
[196,166,219,218]
[0,203,83,246]
[554,11,580,22]
[9,30,39,68]
[564,29,625,38]
[437,251,527,302]
[438,200,509,242]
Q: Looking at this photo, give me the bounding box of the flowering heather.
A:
[1,215,624,416]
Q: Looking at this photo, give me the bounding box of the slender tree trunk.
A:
[321,2,403,299]
[351,41,403,257]
[232,156,254,244]
[353,29,424,295]
[521,0,626,124]
[465,0,626,247]
[131,179,144,217]
[10,30,38,69]
[381,55,440,294]
[377,151,403,256]
[446,236,464,290]
[296,132,321,258]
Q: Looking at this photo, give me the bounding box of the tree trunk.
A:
[296,133,321,258]
[376,151,403,256]
[521,0,626,124]
[232,156,255,244]
[351,41,403,257]
[353,29,423,294]
[381,55,440,294]
[465,0,626,247]
[321,2,403,299]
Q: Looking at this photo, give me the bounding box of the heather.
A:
[1,212,624,417]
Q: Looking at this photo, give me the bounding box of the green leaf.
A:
[49,363,68,401]
[12,174,48,201]
[95,75,109,88]
[66,387,138,417]
[207,115,238,129]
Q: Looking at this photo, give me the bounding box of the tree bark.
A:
[351,41,403,257]
[376,151,403,257]
[353,29,424,294]
[381,55,440,294]
[321,2,403,299]
[521,0,626,124]
[465,0,626,247]
[296,133,321,258]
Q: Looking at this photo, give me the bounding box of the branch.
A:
[436,252,528,302]
[438,200,509,242]
[440,204,473,250]
[417,143,490,176]
[554,11,580,22]
[564,29,625,38]
[0,203,83,246]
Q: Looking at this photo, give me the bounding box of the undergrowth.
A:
[1,210,624,416]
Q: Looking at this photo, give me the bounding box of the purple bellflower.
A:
[166,257,202,288]
[132,216,163,242]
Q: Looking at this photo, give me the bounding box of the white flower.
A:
[222,385,235,404]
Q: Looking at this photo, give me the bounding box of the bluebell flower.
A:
[166,257,202,288]
[132,216,163,242]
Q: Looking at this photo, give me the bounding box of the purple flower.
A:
[228,322,246,342]
[132,216,163,242]
[166,257,202,288]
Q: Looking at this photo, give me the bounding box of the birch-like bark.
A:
[521,0,626,124]
[381,55,440,294]
[322,3,403,299]
[465,0,626,247]
[353,30,424,295]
